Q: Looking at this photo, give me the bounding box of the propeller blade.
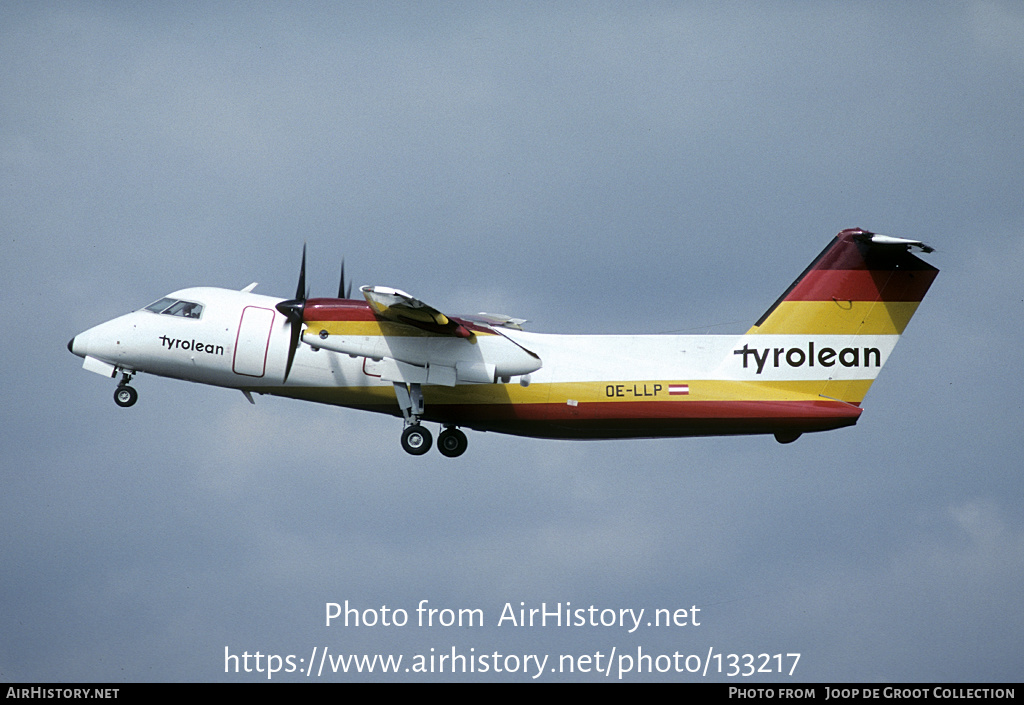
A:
[283,313,302,382]
[338,259,353,299]
[276,244,308,383]
[296,243,307,300]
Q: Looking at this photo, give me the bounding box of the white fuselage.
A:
[70,286,893,418]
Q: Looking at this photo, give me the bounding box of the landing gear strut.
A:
[114,371,138,408]
[395,381,429,456]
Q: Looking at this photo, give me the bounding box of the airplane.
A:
[68,228,937,457]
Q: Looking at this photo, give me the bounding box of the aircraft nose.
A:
[68,314,140,364]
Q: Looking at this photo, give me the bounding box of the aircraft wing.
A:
[301,286,542,386]
[360,286,475,339]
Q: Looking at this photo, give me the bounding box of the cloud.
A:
[3,2,1022,682]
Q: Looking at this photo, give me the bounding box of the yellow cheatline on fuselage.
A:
[270,373,878,410]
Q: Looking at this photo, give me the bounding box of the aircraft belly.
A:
[426,396,861,439]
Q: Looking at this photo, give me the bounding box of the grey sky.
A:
[2,2,1022,682]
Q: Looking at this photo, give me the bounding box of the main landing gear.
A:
[437,427,468,458]
[401,424,432,455]
[394,381,469,457]
[399,424,469,457]
[113,371,138,408]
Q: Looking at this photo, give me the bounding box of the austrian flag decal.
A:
[669,384,689,396]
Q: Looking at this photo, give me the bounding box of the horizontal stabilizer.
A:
[854,231,934,253]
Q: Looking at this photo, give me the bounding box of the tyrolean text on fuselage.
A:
[159,334,225,356]
[733,342,880,374]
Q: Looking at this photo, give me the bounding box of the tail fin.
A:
[740,228,938,404]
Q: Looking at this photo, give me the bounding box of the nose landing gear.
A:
[114,385,138,407]
[113,371,138,408]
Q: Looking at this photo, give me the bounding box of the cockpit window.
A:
[144,298,203,319]
[144,298,176,313]
[165,300,203,318]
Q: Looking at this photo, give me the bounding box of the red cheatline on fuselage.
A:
[421,398,862,439]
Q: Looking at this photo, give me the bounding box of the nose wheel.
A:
[114,385,138,407]
[113,371,138,407]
